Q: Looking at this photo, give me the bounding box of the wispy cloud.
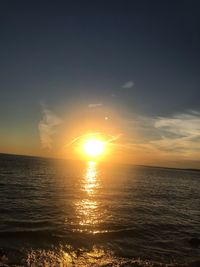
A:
[88,103,102,108]
[65,132,122,147]
[152,111,200,155]
[154,112,200,138]
[122,81,135,89]
[38,106,62,150]
[123,111,200,166]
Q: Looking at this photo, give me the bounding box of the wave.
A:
[0,227,143,239]
[0,246,199,267]
[0,229,59,241]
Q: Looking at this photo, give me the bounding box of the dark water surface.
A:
[0,154,199,266]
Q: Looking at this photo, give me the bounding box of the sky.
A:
[0,1,200,168]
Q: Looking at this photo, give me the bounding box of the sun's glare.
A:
[83,139,105,157]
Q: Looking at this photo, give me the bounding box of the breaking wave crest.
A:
[0,246,199,267]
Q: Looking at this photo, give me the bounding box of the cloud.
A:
[126,111,200,148]
[66,132,122,147]
[88,103,102,108]
[122,111,200,167]
[38,106,62,149]
[122,81,135,89]
[151,111,200,155]
[154,112,200,138]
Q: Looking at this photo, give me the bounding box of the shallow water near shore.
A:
[0,154,199,266]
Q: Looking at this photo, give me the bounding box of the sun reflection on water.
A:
[83,161,99,195]
[75,161,103,231]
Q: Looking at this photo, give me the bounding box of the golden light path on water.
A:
[75,161,103,233]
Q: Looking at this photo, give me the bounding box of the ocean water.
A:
[0,153,199,266]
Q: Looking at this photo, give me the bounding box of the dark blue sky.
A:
[0,1,200,165]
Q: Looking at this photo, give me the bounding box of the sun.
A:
[83,139,105,157]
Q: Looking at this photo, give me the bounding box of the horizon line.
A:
[0,152,199,172]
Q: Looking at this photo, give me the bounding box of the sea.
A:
[0,153,199,266]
